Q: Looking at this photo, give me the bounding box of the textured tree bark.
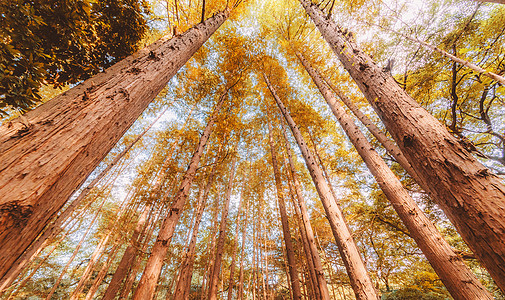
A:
[300,54,494,300]
[0,106,170,291]
[174,145,221,300]
[299,0,505,290]
[267,119,303,300]
[0,10,230,280]
[265,74,378,300]
[208,154,239,300]
[132,90,228,300]
[281,121,331,300]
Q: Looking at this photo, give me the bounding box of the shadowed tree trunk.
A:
[299,54,494,300]
[0,10,230,280]
[267,119,303,299]
[298,0,505,291]
[264,74,378,300]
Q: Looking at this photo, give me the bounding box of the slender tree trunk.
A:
[69,232,112,299]
[208,153,239,300]
[45,196,111,300]
[265,74,378,300]
[267,119,303,299]
[281,121,331,300]
[237,198,249,300]
[320,75,418,181]
[84,243,121,300]
[133,89,229,300]
[0,11,230,280]
[102,205,153,300]
[226,184,245,300]
[174,144,222,300]
[299,54,494,300]
[299,0,505,290]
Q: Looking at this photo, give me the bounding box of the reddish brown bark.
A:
[300,54,493,300]
[281,121,331,300]
[299,0,505,291]
[267,119,303,300]
[208,153,239,300]
[132,89,229,300]
[0,11,230,280]
[173,145,221,300]
[265,74,378,300]
[0,106,169,291]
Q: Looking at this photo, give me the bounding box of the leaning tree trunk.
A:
[0,10,230,280]
[299,54,494,300]
[264,74,378,300]
[132,89,229,300]
[267,119,303,300]
[208,153,239,300]
[0,105,170,291]
[281,121,331,300]
[299,0,505,290]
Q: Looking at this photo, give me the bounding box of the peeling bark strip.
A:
[299,0,505,291]
[264,74,378,300]
[0,10,229,280]
[268,119,302,300]
[299,55,493,300]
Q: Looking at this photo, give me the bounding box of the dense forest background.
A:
[1,0,504,299]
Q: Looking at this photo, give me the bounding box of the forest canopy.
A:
[0,0,504,299]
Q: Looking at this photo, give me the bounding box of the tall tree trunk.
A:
[84,243,121,300]
[237,197,249,300]
[208,153,239,300]
[226,184,245,300]
[174,144,222,300]
[267,119,303,300]
[102,111,193,300]
[0,11,230,280]
[299,0,505,290]
[0,106,170,291]
[281,121,331,300]
[265,74,378,300]
[133,88,230,300]
[320,75,418,181]
[300,54,494,300]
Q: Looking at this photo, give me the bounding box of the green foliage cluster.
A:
[0,0,150,115]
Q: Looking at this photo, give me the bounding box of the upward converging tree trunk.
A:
[132,87,230,300]
[208,153,239,300]
[267,119,303,300]
[299,0,505,291]
[298,54,493,300]
[281,121,331,300]
[174,144,222,300]
[0,10,230,280]
[264,74,379,300]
